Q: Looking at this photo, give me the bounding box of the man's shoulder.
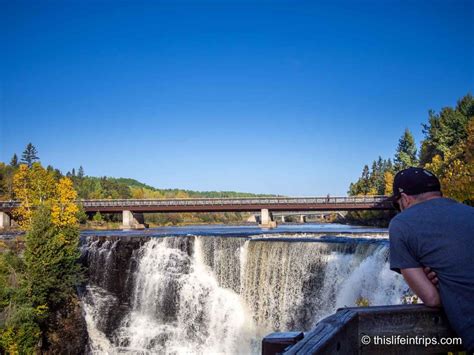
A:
[407,198,473,219]
[388,214,411,239]
[388,211,411,229]
[414,197,468,209]
[389,198,474,235]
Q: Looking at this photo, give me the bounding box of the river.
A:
[80,223,409,354]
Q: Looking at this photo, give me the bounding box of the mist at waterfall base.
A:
[80,224,409,354]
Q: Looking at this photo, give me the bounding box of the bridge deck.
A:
[0,196,393,213]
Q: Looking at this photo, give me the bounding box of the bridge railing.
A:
[0,196,390,209]
[77,196,389,206]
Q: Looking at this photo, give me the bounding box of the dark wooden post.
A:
[262,332,304,355]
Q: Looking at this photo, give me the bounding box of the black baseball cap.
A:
[390,167,441,209]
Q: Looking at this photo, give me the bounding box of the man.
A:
[388,167,474,352]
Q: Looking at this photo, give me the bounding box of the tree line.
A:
[1,145,274,202]
[1,144,274,226]
[347,93,473,225]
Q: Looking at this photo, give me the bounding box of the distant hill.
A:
[109,177,278,198]
[0,160,278,201]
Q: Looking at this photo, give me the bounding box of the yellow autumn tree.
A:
[175,190,189,198]
[12,163,56,230]
[441,159,473,202]
[367,186,378,195]
[423,119,474,204]
[424,154,444,177]
[383,171,394,195]
[12,165,32,229]
[51,177,79,227]
[440,120,474,203]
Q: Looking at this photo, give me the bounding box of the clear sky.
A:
[1,0,472,196]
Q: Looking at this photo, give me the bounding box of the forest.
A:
[347,93,473,225]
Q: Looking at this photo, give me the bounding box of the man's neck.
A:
[410,195,442,208]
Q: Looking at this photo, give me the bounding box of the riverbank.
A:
[335,210,397,228]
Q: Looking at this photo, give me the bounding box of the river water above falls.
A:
[80,223,409,354]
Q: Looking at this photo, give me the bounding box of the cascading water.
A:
[241,239,408,333]
[81,233,409,354]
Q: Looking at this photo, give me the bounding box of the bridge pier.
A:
[259,209,277,228]
[299,215,306,223]
[0,212,11,229]
[280,215,286,223]
[121,210,147,229]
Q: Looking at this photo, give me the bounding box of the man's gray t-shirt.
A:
[389,198,474,350]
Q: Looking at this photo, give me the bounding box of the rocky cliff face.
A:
[45,294,88,354]
[80,236,153,340]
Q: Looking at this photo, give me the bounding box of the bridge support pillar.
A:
[0,212,11,229]
[121,210,147,229]
[299,215,306,223]
[259,209,277,228]
[280,215,286,223]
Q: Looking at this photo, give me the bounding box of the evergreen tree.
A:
[20,143,39,168]
[349,165,372,195]
[361,165,370,193]
[76,206,88,224]
[25,206,81,310]
[372,157,386,195]
[0,270,41,354]
[77,166,84,179]
[394,129,418,170]
[10,154,18,167]
[71,168,76,177]
[53,169,63,180]
[23,206,82,352]
[369,160,379,194]
[93,211,103,223]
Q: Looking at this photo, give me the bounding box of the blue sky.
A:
[1,0,472,195]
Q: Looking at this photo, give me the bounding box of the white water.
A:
[82,234,409,354]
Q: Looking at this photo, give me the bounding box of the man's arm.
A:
[401,267,441,307]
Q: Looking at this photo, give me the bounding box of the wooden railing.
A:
[262,305,465,354]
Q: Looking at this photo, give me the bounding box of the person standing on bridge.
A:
[388,167,474,352]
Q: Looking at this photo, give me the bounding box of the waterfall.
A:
[241,240,408,333]
[81,234,409,354]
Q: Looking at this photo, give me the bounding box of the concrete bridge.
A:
[0,196,393,229]
[248,211,348,224]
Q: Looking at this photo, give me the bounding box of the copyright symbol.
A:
[361,335,371,345]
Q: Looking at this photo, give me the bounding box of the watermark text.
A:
[360,334,462,347]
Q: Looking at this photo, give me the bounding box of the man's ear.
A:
[400,193,415,208]
[399,193,410,210]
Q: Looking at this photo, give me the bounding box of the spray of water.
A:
[82,234,408,354]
